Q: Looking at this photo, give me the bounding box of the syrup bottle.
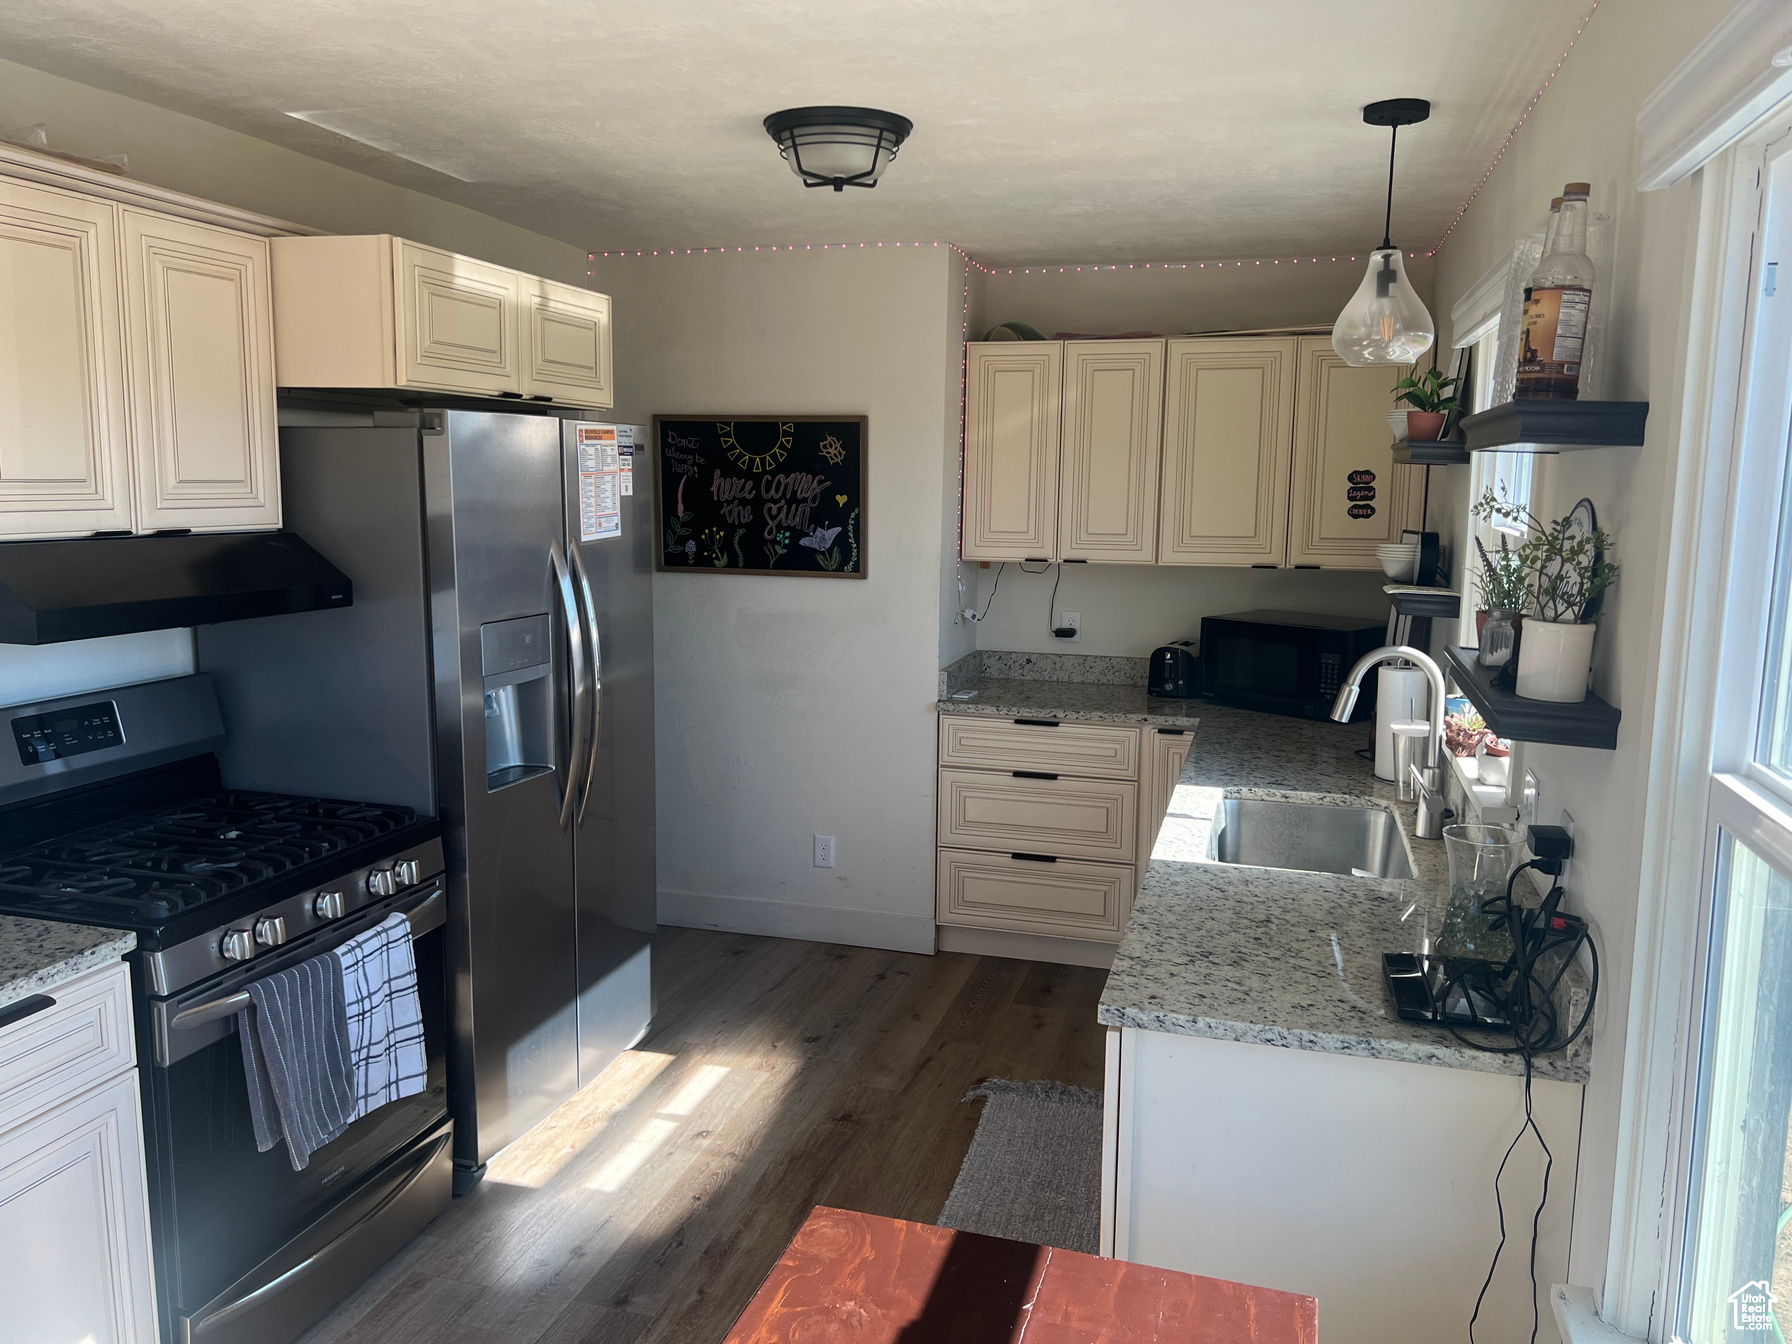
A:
[1517,183,1593,400]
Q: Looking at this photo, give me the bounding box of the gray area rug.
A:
[937,1078,1104,1254]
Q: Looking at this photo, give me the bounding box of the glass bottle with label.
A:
[1517,183,1593,400]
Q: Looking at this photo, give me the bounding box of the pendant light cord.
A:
[1381,123,1398,250]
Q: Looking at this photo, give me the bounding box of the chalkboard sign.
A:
[653,416,867,578]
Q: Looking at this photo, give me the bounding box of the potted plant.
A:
[1472,534,1527,669]
[1472,489,1618,702]
[1391,367,1463,442]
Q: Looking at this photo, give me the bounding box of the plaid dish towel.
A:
[237,952,357,1171]
[333,911,428,1122]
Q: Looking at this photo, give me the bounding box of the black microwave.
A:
[1197,610,1385,722]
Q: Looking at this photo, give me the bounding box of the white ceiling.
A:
[1,1,1587,265]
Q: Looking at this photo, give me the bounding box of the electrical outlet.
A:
[1519,768,1540,835]
[1055,610,1081,643]
[813,834,835,868]
[1558,809,1576,887]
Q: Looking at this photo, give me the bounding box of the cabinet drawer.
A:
[938,716,1141,780]
[938,849,1131,940]
[0,962,135,1134]
[938,768,1136,863]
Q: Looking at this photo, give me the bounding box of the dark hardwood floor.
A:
[298,926,1110,1344]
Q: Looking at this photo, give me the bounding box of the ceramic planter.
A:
[1515,619,1596,703]
[1405,410,1446,442]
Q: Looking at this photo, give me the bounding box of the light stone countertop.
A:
[0,916,136,1011]
[936,653,1589,1085]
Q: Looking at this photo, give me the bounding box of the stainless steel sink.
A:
[1209,798,1414,880]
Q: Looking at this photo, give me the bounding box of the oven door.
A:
[143,881,450,1330]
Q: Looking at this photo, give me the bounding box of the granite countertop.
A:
[940,676,1204,726]
[0,916,136,1011]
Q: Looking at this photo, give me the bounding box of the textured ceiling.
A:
[0,1,1587,265]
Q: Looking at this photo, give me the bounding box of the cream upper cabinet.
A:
[523,278,613,406]
[269,235,613,408]
[0,178,133,538]
[121,209,279,532]
[962,342,1062,561]
[1158,337,1296,567]
[1288,336,1425,568]
[1059,340,1163,563]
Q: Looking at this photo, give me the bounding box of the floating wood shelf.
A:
[1443,645,1620,750]
[1460,400,1649,453]
[1391,438,1471,466]
[1384,585,1460,619]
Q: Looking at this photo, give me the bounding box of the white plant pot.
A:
[1515,619,1596,703]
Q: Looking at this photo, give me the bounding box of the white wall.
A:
[962,258,1436,659]
[591,247,959,954]
[0,58,592,710]
[1423,0,1730,1291]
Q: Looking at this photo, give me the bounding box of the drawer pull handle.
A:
[1012,770,1059,780]
[1012,718,1061,728]
[1156,728,1187,735]
[1010,852,1058,863]
[0,994,56,1030]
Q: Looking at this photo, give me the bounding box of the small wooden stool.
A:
[723,1206,1318,1343]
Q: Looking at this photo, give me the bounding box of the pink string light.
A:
[587,244,1426,277]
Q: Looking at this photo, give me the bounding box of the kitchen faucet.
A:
[1331,645,1451,840]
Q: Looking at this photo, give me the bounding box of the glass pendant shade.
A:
[763,107,913,192]
[1331,247,1435,366]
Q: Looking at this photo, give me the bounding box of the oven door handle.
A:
[170,888,446,1032]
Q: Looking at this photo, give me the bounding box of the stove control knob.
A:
[393,858,422,888]
[313,890,347,921]
[366,867,398,897]
[219,928,256,962]
[254,916,288,949]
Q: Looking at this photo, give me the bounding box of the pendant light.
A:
[763,107,913,192]
[1332,99,1435,366]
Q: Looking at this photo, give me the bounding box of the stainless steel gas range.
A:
[0,673,451,1344]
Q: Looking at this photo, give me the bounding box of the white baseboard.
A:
[657,889,936,955]
[935,923,1117,969]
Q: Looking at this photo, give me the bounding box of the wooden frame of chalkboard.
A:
[653,415,868,578]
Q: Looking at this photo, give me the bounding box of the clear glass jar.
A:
[1478,608,1519,668]
[1437,824,1520,962]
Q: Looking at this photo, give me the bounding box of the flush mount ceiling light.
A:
[1332,98,1436,367]
[762,107,913,192]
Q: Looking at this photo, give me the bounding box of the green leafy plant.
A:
[1391,366,1463,414]
[1473,534,1529,613]
[1472,488,1618,624]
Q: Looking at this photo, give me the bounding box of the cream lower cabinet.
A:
[936,715,1189,964]
[0,962,157,1344]
[1287,335,1425,567]
[270,234,613,409]
[0,177,134,538]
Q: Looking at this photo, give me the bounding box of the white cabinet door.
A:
[1287,336,1424,568]
[1158,337,1296,567]
[0,1071,158,1344]
[1136,727,1193,883]
[0,179,133,539]
[396,239,523,396]
[962,342,1062,561]
[122,209,279,532]
[523,279,613,407]
[1059,339,1163,562]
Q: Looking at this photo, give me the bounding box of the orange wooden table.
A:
[723,1206,1318,1344]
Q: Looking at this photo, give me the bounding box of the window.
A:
[1460,323,1535,646]
[1675,126,1792,1343]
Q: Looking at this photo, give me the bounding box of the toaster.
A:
[1149,641,1201,698]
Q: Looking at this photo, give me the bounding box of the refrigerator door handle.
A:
[551,540,591,831]
[570,543,603,829]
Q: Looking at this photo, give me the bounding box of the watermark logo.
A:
[1729,1280,1779,1331]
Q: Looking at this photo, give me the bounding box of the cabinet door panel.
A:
[1288,336,1421,568]
[123,210,279,531]
[962,343,1062,560]
[1158,338,1296,566]
[1060,340,1163,562]
[1136,728,1194,885]
[397,240,521,394]
[938,715,1141,780]
[938,768,1136,863]
[0,1072,158,1343]
[938,849,1132,940]
[523,279,612,406]
[0,180,132,537]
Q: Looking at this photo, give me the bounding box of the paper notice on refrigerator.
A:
[616,425,635,496]
[575,424,622,541]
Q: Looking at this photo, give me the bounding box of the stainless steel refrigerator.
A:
[199,406,656,1187]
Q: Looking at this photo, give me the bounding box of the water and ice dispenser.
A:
[481,614,554,791]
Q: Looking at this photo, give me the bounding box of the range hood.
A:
[0,532,352,644]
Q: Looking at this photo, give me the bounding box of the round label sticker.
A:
[1346,485,1377,502]
[1347,469,1377,486]
[1347,503,1377,520]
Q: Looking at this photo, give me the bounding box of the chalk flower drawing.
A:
[799,525,842,552]
[818,434,846,465]
[701,527,728,567]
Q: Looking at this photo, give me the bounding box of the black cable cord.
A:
[1047,563,1063,633]
[974,562,1006,621]
[1381,123,1399,250]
